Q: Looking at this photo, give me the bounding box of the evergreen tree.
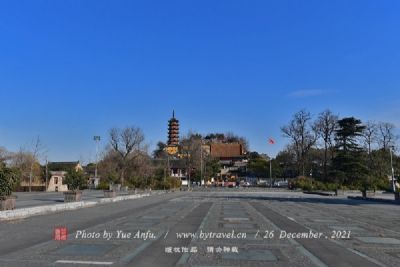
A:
[332,117,368,187]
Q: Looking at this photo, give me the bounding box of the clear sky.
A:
[0,0,399,162]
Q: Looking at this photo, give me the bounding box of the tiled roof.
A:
[210,143,243,158]
[48,161,80,171]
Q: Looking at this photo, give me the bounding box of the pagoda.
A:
[167,111,179,154]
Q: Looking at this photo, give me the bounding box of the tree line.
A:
[1,111,398,192]
[276,109,398,191]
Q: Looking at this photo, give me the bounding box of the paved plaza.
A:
[1,190,400,266]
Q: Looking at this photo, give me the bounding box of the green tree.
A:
[0,163,19,198]
[332,117,368,188]
[194,156,220,183]
[368,149,394,190]
[247,152,268,177]
[275,147,298,178]
[153,142,167,159]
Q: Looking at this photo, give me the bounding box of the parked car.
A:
[274,181,288,188]
[240,181,251,187]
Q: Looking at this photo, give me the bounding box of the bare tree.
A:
[314,110,338,181]
[10,149,40,190]
[109,126,145,186]
[363,121,378,155]
[180,132,202,187]
[10,137,45,192]
[377,122,397,151]
[0,147,11,163]
[98,149,120,184]
[28,136,45,192]
[225,132,249,152]
[281,109,318,176]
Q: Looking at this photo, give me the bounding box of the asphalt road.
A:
[1,190,400,267]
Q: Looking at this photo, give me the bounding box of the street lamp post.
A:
[166,153,170,190]
[269,157,272,188]
[390,146,396,193]
[93,136,101,179]
[45,156,48,191]
[267,138,275,188]
[200,142,203,186]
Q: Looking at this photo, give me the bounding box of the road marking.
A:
[287,216,296,222]
[254,230,260,239]
[247,203,328,267]
[55,260,113,265]
[120,232,163,264]
[254,202,383,267]
[347,249,388,267]
[164,230,169,239]
[176,202,214,266]
[294,201,400,236]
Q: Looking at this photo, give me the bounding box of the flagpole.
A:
[270,158,272,188]
[268,138,275,189]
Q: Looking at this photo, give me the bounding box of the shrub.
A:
[293,176,341,191]
[97,180,110,190]
[294,176,314,191]
[152,177,181,190]
[0,166,19,198]
[64,170,86,191]
[325,183,340,191]
[167,177,181,189]
[375,177,391,191]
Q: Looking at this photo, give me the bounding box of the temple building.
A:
[166,110,179,155]
[159,111,248,187]
[168,110,179,146]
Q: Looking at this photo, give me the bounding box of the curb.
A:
[0,193,153,221]
[347,196,400,204]
[303,191,336,196]
[98,193,150,203]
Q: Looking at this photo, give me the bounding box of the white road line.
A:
[287,216,296,222]
[55,260,113,265]
[247,203,328,267]
[120,232,163,264]
[164,230,169,239]
[177,202,214,266]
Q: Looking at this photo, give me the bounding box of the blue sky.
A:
[0,0,399,162]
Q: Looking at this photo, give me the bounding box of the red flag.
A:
[268,138,275,145]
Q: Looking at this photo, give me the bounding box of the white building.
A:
[47,171,68,192]
[46,161,83,192]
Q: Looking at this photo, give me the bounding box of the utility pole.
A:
[166,153,170,190]
[93,136,101,179]
[29,162,33,192]
[188,161,191,190]
[164,146,170,191]
[268,138,275,188]
[270,158,272,188]
[390,146,396,193]
[200,142,203,186]
[45,156,48,192]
